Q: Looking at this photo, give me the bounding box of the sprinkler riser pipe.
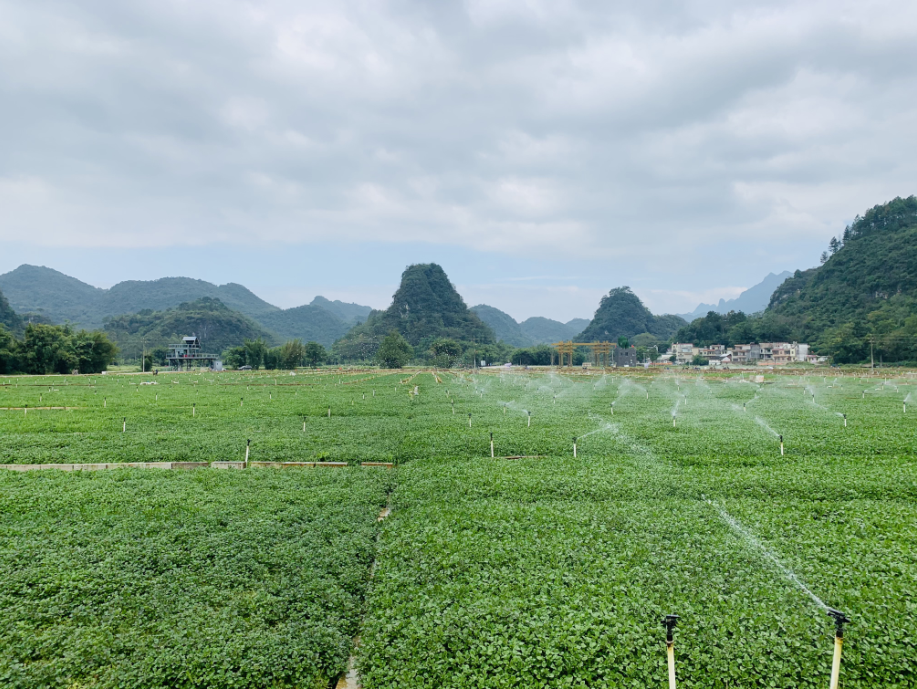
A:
[829,637,843,689]
[666,642,676,689]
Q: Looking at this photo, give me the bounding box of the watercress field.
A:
[1,369,915,687]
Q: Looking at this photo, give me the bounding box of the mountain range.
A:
[678,271,793,321]
[470,305,590,346]
[0,265,371,347]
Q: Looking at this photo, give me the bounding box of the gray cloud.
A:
[1,0,915,313]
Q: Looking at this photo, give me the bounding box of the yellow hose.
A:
[829,636,843,689]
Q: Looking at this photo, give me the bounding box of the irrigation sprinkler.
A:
[122,417,126,433]
[743,402,746,411]
[328,407,331,417]
[610,402,614,416]
[245,439,250,465]
[503,404,507,415]
[672,415,676,428]
[553,395,556,405]
[24,404,27,416]
[843,413,847,428]
[192,403,196,417]
[646,391,649,400]
[827,609,850,689]
[779,434,784,456]
[302,417,306,432]
[527,411,531,427]
[104,397,107,408]
[363,393,365,400]
[241,397,244,407]
[662,614,679,689]
[490,432,494,458]
[573,437,577,458]
[468,413,472,428]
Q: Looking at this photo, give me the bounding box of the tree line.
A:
[0,323,118,375]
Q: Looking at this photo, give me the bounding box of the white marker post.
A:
[245,439,250,465]
[490,432,494,458]
[527,411,531,427]
[573,437,577,458]
[843,413,847,428]
[192,403,196,417]
[468,413,472,428]
[122,417,126,433]
[780,434,784,456]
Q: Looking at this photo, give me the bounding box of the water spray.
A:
[827,609,850,689]
[780,434,784,456]
[662,614,679,689]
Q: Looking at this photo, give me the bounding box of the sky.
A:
[1,0,915,322]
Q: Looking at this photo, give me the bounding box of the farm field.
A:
[1,368,916,687]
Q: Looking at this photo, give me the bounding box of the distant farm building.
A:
[167,335,220,371]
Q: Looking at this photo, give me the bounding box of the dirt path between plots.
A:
[335,502,392,689]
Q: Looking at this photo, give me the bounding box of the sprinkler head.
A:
[662,614,680,643]
[779,434,783,443]
[827,608,850,638]
[247,439,251,446]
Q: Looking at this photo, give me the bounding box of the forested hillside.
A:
[310,296,372,324]
[0,288,22,334]
[103,298,275,359]
[338,264,495,353]
[674,196,917,363]
[576,287,686,342]
[0,265,371,347]
[471,305,534,347]
[258,304,352,347]
[519,317,579,344]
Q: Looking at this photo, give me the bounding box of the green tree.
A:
[429,339,462,367]
[70,330,118,374]
[617,336,630,349]
[18,324,76,374]
[690,354,708,366]
[0,325,16,374]
[277,339,307,369]
[375,331,413,368]
[243,338,268,370]
[303,341,328,368]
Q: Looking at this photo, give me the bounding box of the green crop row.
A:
[0,468,393,689]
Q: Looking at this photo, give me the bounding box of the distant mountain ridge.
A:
[0,265,371,347]
[470,305,590,346]
[678,271,793,321]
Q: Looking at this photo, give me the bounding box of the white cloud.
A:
[0,0,915,313]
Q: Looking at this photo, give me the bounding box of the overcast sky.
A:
[1,0,915,321]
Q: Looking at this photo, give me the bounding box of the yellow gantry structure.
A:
[552,341,616,367]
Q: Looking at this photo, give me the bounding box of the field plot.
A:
[0,468,392,688]
[1,369,916,687]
